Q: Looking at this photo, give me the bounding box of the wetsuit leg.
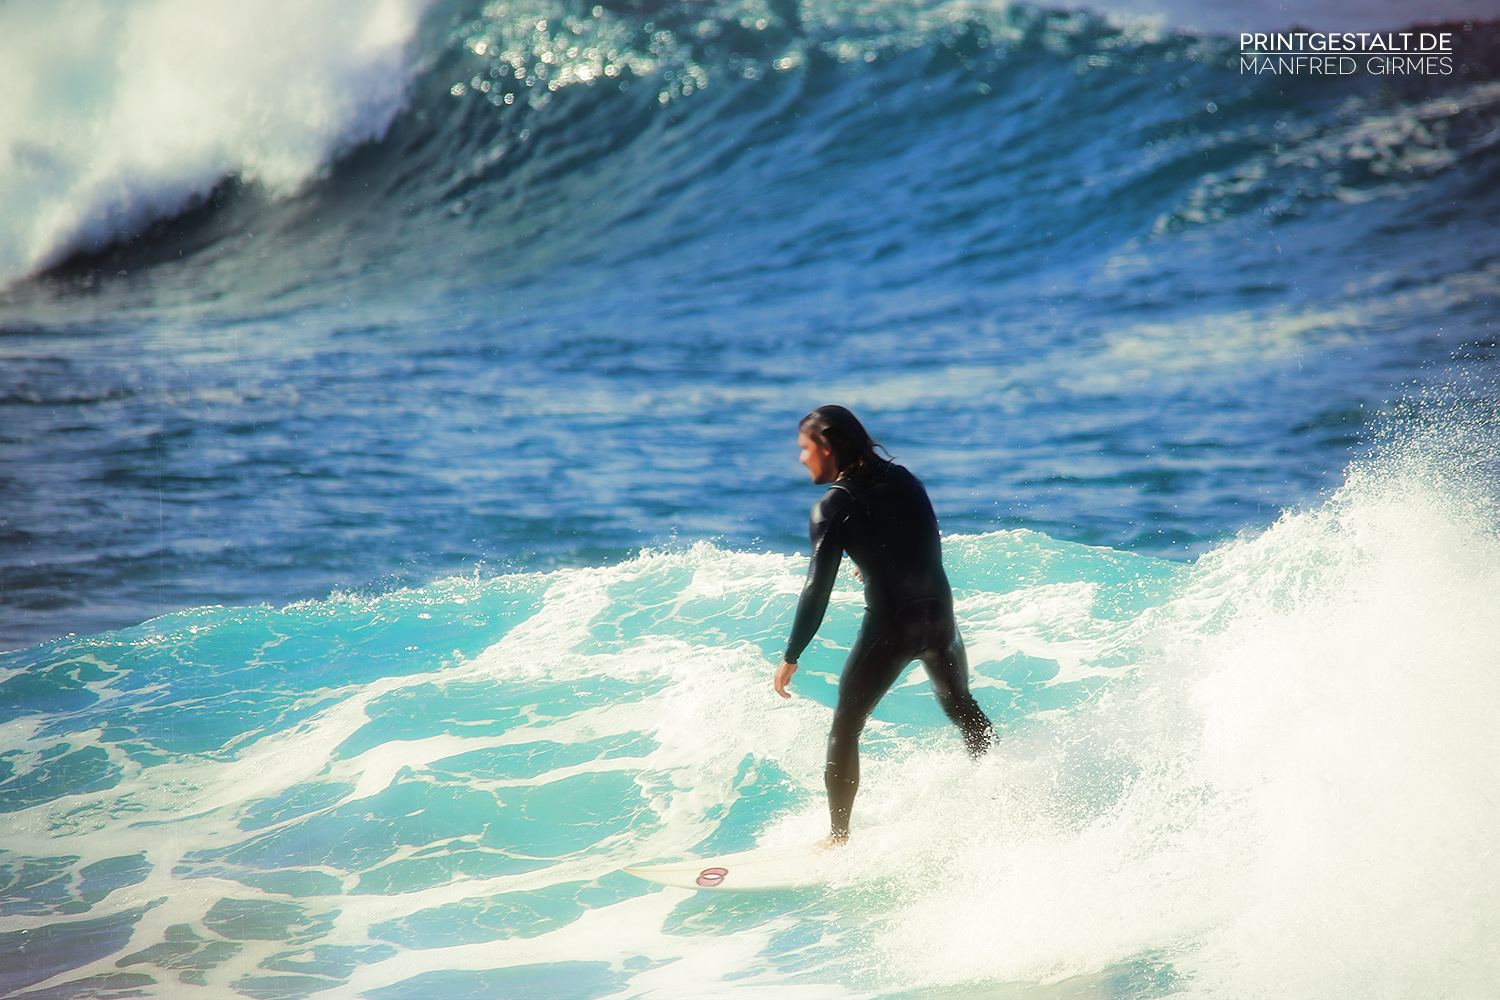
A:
[825,613,915,839]
[826,604,995,837]
[919,624,994,758]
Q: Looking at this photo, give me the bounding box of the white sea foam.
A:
[0,0,432,285]
[867,424,1500,998]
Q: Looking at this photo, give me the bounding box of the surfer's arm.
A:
[781,491,846,670]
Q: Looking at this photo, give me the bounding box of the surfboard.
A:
[623,842,831,892]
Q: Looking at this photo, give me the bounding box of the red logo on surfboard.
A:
[696,867,728,887]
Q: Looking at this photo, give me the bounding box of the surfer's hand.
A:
[774,659,798,698]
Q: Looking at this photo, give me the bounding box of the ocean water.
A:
[3,0,1500,997]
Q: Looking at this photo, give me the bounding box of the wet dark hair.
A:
[798,405,890,480]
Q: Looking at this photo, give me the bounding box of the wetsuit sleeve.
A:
[783,491,846,663]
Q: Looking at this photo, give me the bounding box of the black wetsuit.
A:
[783,462,993,838]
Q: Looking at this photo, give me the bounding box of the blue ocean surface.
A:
[2,0,1499,996]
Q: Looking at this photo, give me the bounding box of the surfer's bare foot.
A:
[814,834,848,853]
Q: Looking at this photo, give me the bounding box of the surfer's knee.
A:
[828,706,870,746]
[934,687,978,723]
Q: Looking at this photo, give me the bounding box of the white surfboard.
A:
[623,842,831,892]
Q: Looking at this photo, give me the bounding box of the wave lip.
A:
[0,0,433,287]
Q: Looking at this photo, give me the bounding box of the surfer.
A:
[775,405,993,844]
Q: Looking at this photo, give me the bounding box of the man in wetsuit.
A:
[774,405,993,844]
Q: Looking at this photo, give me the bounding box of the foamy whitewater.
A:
[3,428,1497,999]
[3,0,1500,996]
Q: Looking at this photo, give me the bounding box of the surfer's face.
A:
[798,431,838,484]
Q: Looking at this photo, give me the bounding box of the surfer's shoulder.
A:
[811,482,857,524]
[877,461,924,494]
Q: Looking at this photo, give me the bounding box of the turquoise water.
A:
[4,430,1498,998]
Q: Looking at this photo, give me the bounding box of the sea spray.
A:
[1181,425,1500,999]
[867,423,1500,998]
